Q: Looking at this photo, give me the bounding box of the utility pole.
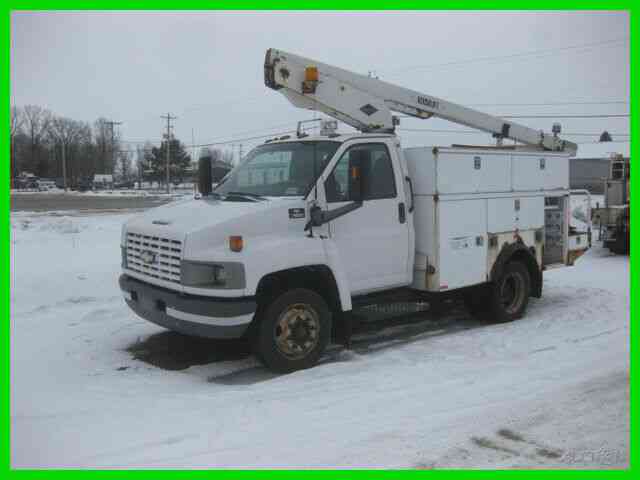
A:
[105,120,122,183]
[161,113,177,193]
[49,129,68,192]
[238,143,243,165]
[61,140,67,191]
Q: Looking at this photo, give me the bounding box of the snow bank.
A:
[11,189,191,199]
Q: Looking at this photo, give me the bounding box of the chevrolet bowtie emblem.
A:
[140,250,157,264]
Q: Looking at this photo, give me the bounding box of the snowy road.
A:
[10,211,629,468]
[10,192,174,212]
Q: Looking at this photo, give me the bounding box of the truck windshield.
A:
[214,141,340,197]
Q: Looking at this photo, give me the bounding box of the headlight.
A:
[212,265,227,284]
[181,261,245,289]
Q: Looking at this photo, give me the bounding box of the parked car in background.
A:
[38,179,57,191]
[114,180,135,189]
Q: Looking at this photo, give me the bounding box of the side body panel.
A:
[437,198,487,290]
[407,146,571,292]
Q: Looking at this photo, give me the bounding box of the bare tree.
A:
[10,105,22,138]
[137,142,155,187]
[22,105,52,175]
[115,151,131,182]
[49,116,85,190]
[10,106,23,178]
[93,118,121,174]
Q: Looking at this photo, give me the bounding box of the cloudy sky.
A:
[11,11,630,157]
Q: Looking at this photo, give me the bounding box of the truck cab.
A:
[120,132,415,371]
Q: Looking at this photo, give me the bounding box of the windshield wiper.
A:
[224,191,267,201]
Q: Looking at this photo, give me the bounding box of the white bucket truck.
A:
[120,49,590,372]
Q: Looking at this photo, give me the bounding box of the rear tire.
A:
[610,225,629,255]
[253,288,332,373]
[484,261,531,323]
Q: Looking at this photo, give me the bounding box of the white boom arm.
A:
[264,48,577,153]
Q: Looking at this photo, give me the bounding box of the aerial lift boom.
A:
[264,48,577,154]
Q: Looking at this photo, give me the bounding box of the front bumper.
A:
[119,274,256,339]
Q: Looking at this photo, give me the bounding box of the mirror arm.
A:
[322,201,363,223]
[304,201,363,231]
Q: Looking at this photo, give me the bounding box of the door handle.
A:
[405,176,415,213]
[398,202,406,224]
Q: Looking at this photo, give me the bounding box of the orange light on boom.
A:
[305,66,319,82]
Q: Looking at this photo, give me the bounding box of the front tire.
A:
[253,288,332,373]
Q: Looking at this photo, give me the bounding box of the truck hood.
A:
[124,197,304,242]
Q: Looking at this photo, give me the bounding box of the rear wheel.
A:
[610,219,629,255]
[253,288,332,373]
[485,261,531,323]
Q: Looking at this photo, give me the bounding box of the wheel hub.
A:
[274,303,320,360]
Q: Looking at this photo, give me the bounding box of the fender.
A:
[490,240,543,298]
[247,235,352,313]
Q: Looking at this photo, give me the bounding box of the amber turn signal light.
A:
[229,236,243,252]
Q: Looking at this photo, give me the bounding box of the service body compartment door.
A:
[438,199,487,290]
[437,151,511,194]
[487,196,544,233]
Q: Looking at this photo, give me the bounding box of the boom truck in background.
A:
[120,49,590,372]
[592,153,630,255]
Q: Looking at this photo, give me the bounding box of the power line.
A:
[140,37,629,124]
[120,106,630,152]
[500,113,629,119]
[467,100,629,107]
[400,113,629,120]
[576,140,630,145]
[117,136,630,155]
[382,37,629,75]
[398,128,630,137]
[191,130,299,148]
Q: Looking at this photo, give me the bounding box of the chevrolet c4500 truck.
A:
[120,49,590,372]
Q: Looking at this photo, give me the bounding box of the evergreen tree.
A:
[143,137,191,185]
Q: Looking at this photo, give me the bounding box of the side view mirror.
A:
[310,205,324,227]
[348,152,365,203]
[198,156,213,196]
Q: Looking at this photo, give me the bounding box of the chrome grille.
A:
[125,232,182,284]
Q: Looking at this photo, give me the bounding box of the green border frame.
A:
[2,3,636,476]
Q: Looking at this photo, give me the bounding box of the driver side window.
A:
[325,143,396,203]
[325,152,350,202]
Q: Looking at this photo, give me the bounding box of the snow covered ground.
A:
[10,210,629,469]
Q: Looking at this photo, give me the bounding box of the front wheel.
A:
[485,261,531,323]
[253,289,332,373]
